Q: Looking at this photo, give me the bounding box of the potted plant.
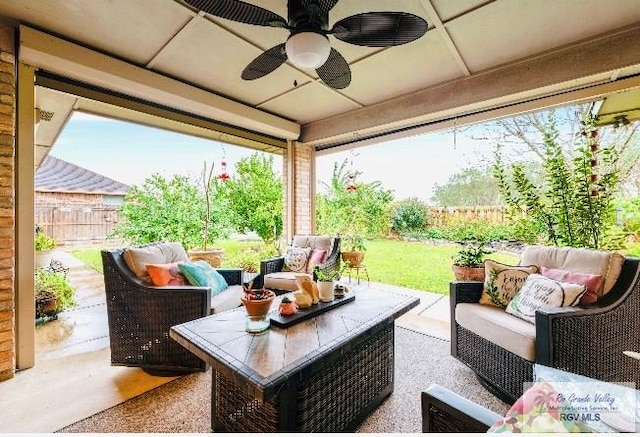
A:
[314,266,340,302]
[278,296,297,316]
[188,161,225,267]
[452,241,492,281]
[341,232,367,268]
[241,285,275,333]
[34,228,56,269]
[35,269,76,323]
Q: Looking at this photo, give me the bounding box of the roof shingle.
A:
[35,156,129,195]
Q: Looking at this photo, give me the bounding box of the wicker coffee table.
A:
[170,287,418,432]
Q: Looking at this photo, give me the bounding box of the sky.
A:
[50,112,497,202]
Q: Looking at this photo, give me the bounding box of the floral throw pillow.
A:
[283,246,311,273]
[480,260,539,308]
[488,382,583,433]
[506,274,586,324]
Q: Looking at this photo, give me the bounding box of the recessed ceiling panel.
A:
[258,82,361,124]
[430,0,492,22]
[0,0,191,64]
[342,31,464,106]
[151,17,310,107]
[448,0,640,73]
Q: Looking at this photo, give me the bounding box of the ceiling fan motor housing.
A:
[288,0,329,31]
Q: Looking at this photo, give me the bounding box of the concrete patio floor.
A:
[1,249,451,432]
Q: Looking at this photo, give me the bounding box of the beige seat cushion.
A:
[264,271,312,291]
[210,285,243,314]
[123,242,190,281]
[456,303,537,361]
[292,235,333,252]
[520,245,624,298]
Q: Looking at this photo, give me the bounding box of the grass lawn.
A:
[71,239,518,295]
[363,239,518,294]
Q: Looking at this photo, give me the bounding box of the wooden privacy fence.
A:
[429,206,521,226]
[36,203,124,247]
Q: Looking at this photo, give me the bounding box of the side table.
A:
[347,264,369,285]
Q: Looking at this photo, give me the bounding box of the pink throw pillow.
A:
[539,266,603,304]
[306,248,328,274]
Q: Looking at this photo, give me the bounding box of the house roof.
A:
[2,1,640,158]
[35,156,129,196]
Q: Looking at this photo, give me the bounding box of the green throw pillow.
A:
[179,261,229,297]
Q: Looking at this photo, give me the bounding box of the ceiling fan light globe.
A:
[285,32,331,69]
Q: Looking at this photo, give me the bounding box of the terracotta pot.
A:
[241,291,275,317]
[341,251,365,267]
[188,248,225,268]
[452,265,485,281]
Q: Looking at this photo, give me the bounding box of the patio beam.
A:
[301,23,640,147]
[18,26,300,142]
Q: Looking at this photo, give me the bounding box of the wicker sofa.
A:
[101,242,243,374]
[260,235,341,293]
[451,245,640,403]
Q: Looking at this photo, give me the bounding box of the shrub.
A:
[389,198,430,235]
[35,230,56,251]
[35,270,76,312]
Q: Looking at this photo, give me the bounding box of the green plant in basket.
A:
[35,269,76,313]
[452,241,492,268]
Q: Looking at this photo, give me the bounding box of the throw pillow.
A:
[488,382,582,433]
[283,246,311,273]
[480,260,539,308]
[123,245,166,280]
[146,262,187,286]
[306,248,328,274]
[178,261,229,297]
[505,274,586,324]
[539,266,602,304]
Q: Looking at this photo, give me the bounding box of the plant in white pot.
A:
[314,266,340,303]
[34,229,56,269]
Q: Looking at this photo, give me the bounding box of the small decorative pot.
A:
[241,291,275,317]
[279,301,297,316]
[317,281,335,302]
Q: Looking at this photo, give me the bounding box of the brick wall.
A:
[282,142,314,239]
[0,29,15,381]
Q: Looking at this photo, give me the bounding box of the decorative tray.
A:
[269,293,355,328]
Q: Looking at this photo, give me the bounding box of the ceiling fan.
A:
[183,0,428,89]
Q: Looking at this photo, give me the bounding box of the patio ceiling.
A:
[1,0,640,155]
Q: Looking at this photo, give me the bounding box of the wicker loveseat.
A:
[101,242,243,374]
[451,245,640,403]
[260,235,341,293]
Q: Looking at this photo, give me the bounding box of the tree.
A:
[483,104,639,193]
[114,173,229,249]
[316,158,393,237]
[493,112,620,249]
[218,153,283,246]
[430,167,503,207]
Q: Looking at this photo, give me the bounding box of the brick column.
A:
[0,26,15,381]
[283,141,315,240]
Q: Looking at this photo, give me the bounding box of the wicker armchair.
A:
[101,247,242,374]
[260,235,341,294]
[451,256,640,404]
[422,384,500,433]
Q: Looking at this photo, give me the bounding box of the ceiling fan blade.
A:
[300,0,339,14]
[316,48,351,89]
[241,43,288,80]
[184,0,287,27]
[331,12,428,47]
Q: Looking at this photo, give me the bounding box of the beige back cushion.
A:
[291,235,334,252]
[520,245,624,298]
[123,242,189,280]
